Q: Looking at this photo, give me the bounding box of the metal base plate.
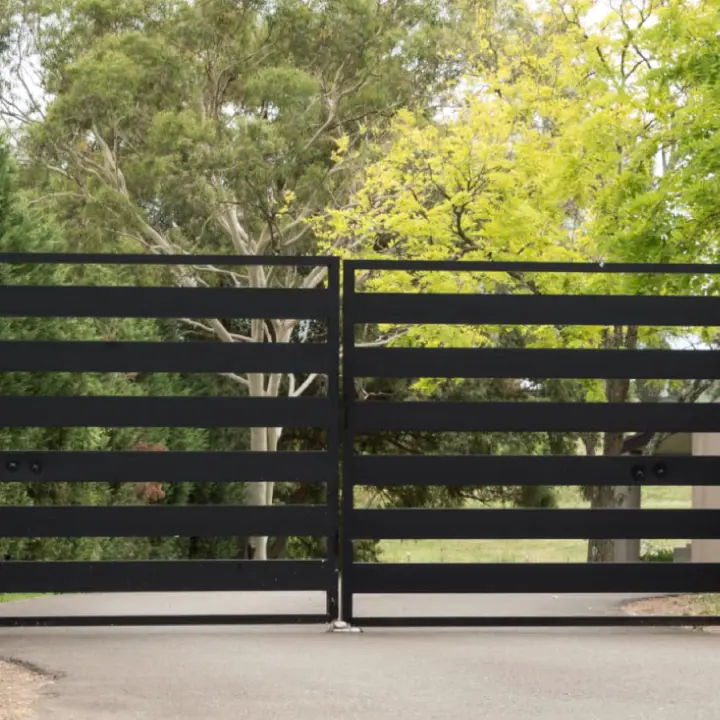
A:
[328,620,363,634]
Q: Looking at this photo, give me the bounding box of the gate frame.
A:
[0,253,341,628]
[340,258,720,628]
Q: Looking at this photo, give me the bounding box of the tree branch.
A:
[27,191,85,206]
[192,264,248,286]
[180,318,253,343]
[221,372,250,389]
[356,328,409,348]
[214,187,252,255]
[291,373,319,397]
[180,318,217,335]
[301,265,329,289]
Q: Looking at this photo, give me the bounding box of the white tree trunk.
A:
[246,369,269,559]
[245,307,292,560]
[246,425,282,560]
[266,426,280,506]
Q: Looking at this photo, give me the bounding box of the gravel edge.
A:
[0,658,56,720]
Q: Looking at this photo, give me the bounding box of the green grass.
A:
[696,595,720,614]
[0,594,42,603]
[643,484,692,508]
[377,485,691,564]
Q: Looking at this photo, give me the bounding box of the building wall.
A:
[691,431,720,563]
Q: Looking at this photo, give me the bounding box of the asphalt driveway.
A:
[0,592,716,720]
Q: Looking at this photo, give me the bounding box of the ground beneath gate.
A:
[0,592,717,720]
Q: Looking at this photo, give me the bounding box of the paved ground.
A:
[0,592,717,720]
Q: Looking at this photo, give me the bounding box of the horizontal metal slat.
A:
[349,454,716,487]
[0,505,332,538]
[0,253,337,267]
[0,286,331,320]
[0,341,331,374]
[354,615,720,628]
[349,293,720,326]
[351,563,720,594]
[0,396,335,428]
[0,614,331,628]
[345,259,720,274]
[10,255,717,272]
[348,509,720,540]
[0,560,331,593]
[0,451,333,483]
[353,348,720,379]
[351,401,720,433]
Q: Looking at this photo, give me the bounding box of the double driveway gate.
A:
[2,254,720,628]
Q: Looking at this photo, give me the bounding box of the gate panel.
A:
[0,253,340,627]
[341,259,720,627]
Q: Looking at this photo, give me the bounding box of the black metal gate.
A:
[4,254,720,628]
[341,259,720,627]
[0,253,340,627]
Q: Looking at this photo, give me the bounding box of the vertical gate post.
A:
[326,258,341,622]
[340,261,356,624]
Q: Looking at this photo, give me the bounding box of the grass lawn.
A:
[377,485,691,564]
[0,594,41,603]
[695,595,720,614]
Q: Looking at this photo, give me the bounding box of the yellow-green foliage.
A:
[319,0,720,396]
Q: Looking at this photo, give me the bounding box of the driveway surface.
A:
[0,592,717,720]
